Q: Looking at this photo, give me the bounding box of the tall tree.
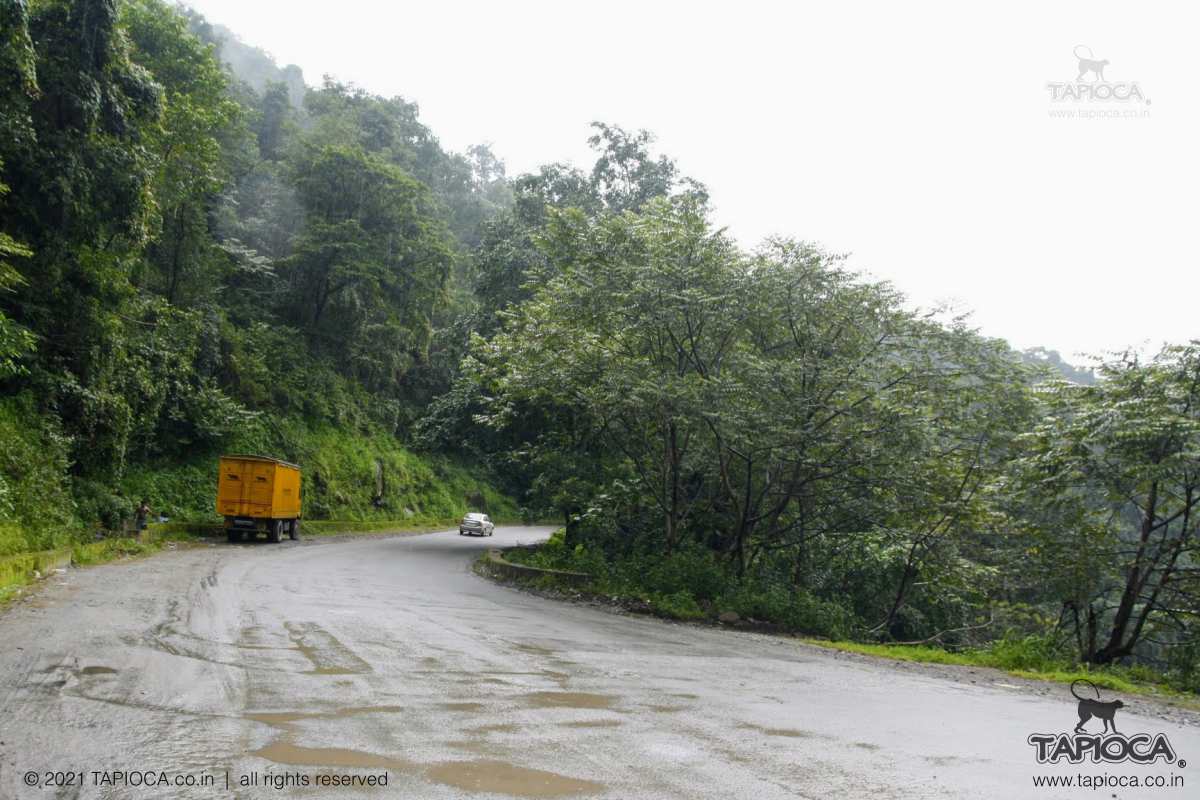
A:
[1017,344,1200,663]
[1,0,163,474]
[124,0,242,305]
[284,144,453,391]
[0,0,38,378]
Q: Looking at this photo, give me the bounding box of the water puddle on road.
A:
[467,723,521,734]
[513,642,557,657]
[245,711,309,728]
[331,705,405,717]
[441,702,485,712]
[542,670,571,688]
[559,719,623,729]
[738,722,814,738]
[78,666,118,676]
[245,706,405,730]
[248,711,603,797]
[253,741,414,772]
[512,643,579,675]
[285,622,371,675]
[522,691,615,710]
[257,748,607,798]
[424,759,605,798]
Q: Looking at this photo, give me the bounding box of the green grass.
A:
[302,517,465,535]
[2,406,519,574]
[807,640,980,666]
[501,532,858,638]
[119,417,517,526]
[0,529,199,608]
[70,536,164,566]
[494,534,1198,703]
[0,549,67,605]
[803,639,1196,703]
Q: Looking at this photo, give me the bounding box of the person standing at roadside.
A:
[135,498,151,533]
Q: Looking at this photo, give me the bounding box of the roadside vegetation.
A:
[502,533,1199,699]
[1,1,1196,695]
[0,0,516,561]
[0,525,191,606]
[453,196,1200,694]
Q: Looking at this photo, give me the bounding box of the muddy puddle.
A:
[425,759,605,798]
[523,691,615,710]
[286,622,371,675]
[78,666,118,676]
[559,719,623,729]
[253,741,413,772]
[253,741,605,797]
[440,701,485,712]
[739,723,814,738]
[245,711,310,728]
[245,705,405,730]
[512,642,557,657]
[467,722,520,734]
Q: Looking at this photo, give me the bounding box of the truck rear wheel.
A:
[288,520,299,541]
[267,519,282,543]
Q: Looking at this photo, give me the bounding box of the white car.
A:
[458,512,494,536]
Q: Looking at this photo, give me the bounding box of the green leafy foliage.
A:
[0,0,514,552]
[1013,345,1200,664]
[0,0,1194,695]
[465,176,1196,686]
[0,394,77,551]
[119,416,515,524]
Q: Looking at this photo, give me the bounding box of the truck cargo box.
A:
[217,455,301,542]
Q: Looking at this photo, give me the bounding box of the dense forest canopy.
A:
[1,0,1196,688]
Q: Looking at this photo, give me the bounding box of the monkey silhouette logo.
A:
[1028,682,1178,764]
[1071,679,1124,734]
[1074,45,1109,82]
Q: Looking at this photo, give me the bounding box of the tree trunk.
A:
[881,542,921,637]
[1091,481,1158,664]
[664,420,680,554]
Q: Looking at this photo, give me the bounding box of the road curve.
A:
[1,526,1196,799]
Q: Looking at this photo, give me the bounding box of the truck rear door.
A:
[248,461,274,515]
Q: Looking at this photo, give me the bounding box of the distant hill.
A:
[183,7,306,107]
[1020,347,1096,385]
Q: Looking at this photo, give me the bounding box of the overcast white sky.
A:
[183,0,1197,359]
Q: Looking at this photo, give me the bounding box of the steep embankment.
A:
[0,397,515,600]
[121,419,515,525]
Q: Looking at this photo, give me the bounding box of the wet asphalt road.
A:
[1,526,1197,800]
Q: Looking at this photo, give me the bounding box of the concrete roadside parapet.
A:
[483,548,591,588]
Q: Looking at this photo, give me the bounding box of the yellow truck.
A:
[216,455,302,543]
